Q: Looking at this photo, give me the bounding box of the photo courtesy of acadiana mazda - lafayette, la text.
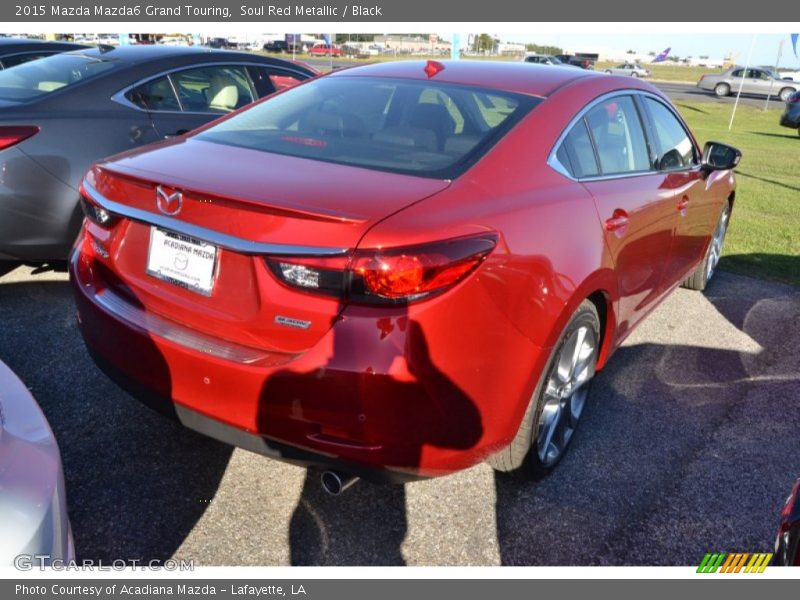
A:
[70,60,740,491]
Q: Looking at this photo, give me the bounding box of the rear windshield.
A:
[195,76,539,179]
[0,53,118,101]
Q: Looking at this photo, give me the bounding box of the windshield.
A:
[0,53,118,101]
[196,76,539,179]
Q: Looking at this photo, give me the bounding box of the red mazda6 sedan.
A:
[70,60,740,485]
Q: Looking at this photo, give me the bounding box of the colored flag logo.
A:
[697,552,773,573]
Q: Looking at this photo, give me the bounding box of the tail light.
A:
[788,91,800,104]
[0,126,39,151]
[267,234,497,305]
[79,184,117,228]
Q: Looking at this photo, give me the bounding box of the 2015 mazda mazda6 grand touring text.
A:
[70,60,740,485]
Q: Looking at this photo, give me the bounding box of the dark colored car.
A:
[71,61,739,486]
[555,54,596,70]
[0,45,317,261]
[0,37,88,70]
[204,38,233,49]
[775,479,800,566]
[263,40,289,53]
[779,90,800,136]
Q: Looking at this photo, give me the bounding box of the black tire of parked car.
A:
[682,201,731,291]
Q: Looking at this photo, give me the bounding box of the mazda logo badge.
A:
[156,185,183,216]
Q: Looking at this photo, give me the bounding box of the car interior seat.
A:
[405,103,456,151]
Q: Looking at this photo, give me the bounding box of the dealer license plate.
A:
[146,227,218,295]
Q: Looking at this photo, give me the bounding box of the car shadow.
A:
[735,170,800,193]
[675,102,709,114]
[0,276,233,562]
[719,253,800,288]
[494,271,800,564]
[748,131,798,140]
[259,311,484,565]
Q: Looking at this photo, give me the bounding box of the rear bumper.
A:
[70,236,546,480]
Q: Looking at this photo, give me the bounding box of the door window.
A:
[169,65,256,113]
[644,98,697,170]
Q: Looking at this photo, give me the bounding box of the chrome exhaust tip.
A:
[320,470,359,496]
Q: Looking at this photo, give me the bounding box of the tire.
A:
[682,202,731,291]
[488,300,601,479]
[779,87,796,102]
[714,83,731,97]
[631,72,639,78]
[604,69,612,74]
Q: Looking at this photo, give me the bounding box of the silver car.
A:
[698,66,799,102]
[0,360,74,565]
[604,62,650,77]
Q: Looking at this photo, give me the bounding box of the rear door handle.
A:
[605,209,629,234]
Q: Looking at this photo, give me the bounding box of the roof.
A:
[328,60,598,97]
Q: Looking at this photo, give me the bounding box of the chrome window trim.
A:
[547,89,701,182]
[82,180,349,257]
[110,61,310,114]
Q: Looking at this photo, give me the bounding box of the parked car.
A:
[779,90,800,136]
[204,37,232,49]
[775,479,800,566]
[0,45,317,262]
[697,66,798,102]
[263,40,289,53]
[70,60,739,486]
[522,53,567,66]
[0,360,74,564]
[0,37,87,70]
[308,43,342,57]
[555,54,596,70]
[604,62,650,77]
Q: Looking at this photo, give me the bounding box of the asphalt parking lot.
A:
[0,262,798,565]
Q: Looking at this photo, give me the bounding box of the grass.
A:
[674,101,800,286]
[595,61,719,83]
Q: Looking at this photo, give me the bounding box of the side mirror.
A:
[702,141,742,171]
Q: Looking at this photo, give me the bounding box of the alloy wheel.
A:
[705,205,730,281]
[535,325,598,466]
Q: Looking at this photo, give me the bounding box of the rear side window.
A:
[0,52,55,69]
[584,96,650,175]
[556,120,599,178]
[0,53,118,101]
[644,98,697,170]
[195,76,539,179]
